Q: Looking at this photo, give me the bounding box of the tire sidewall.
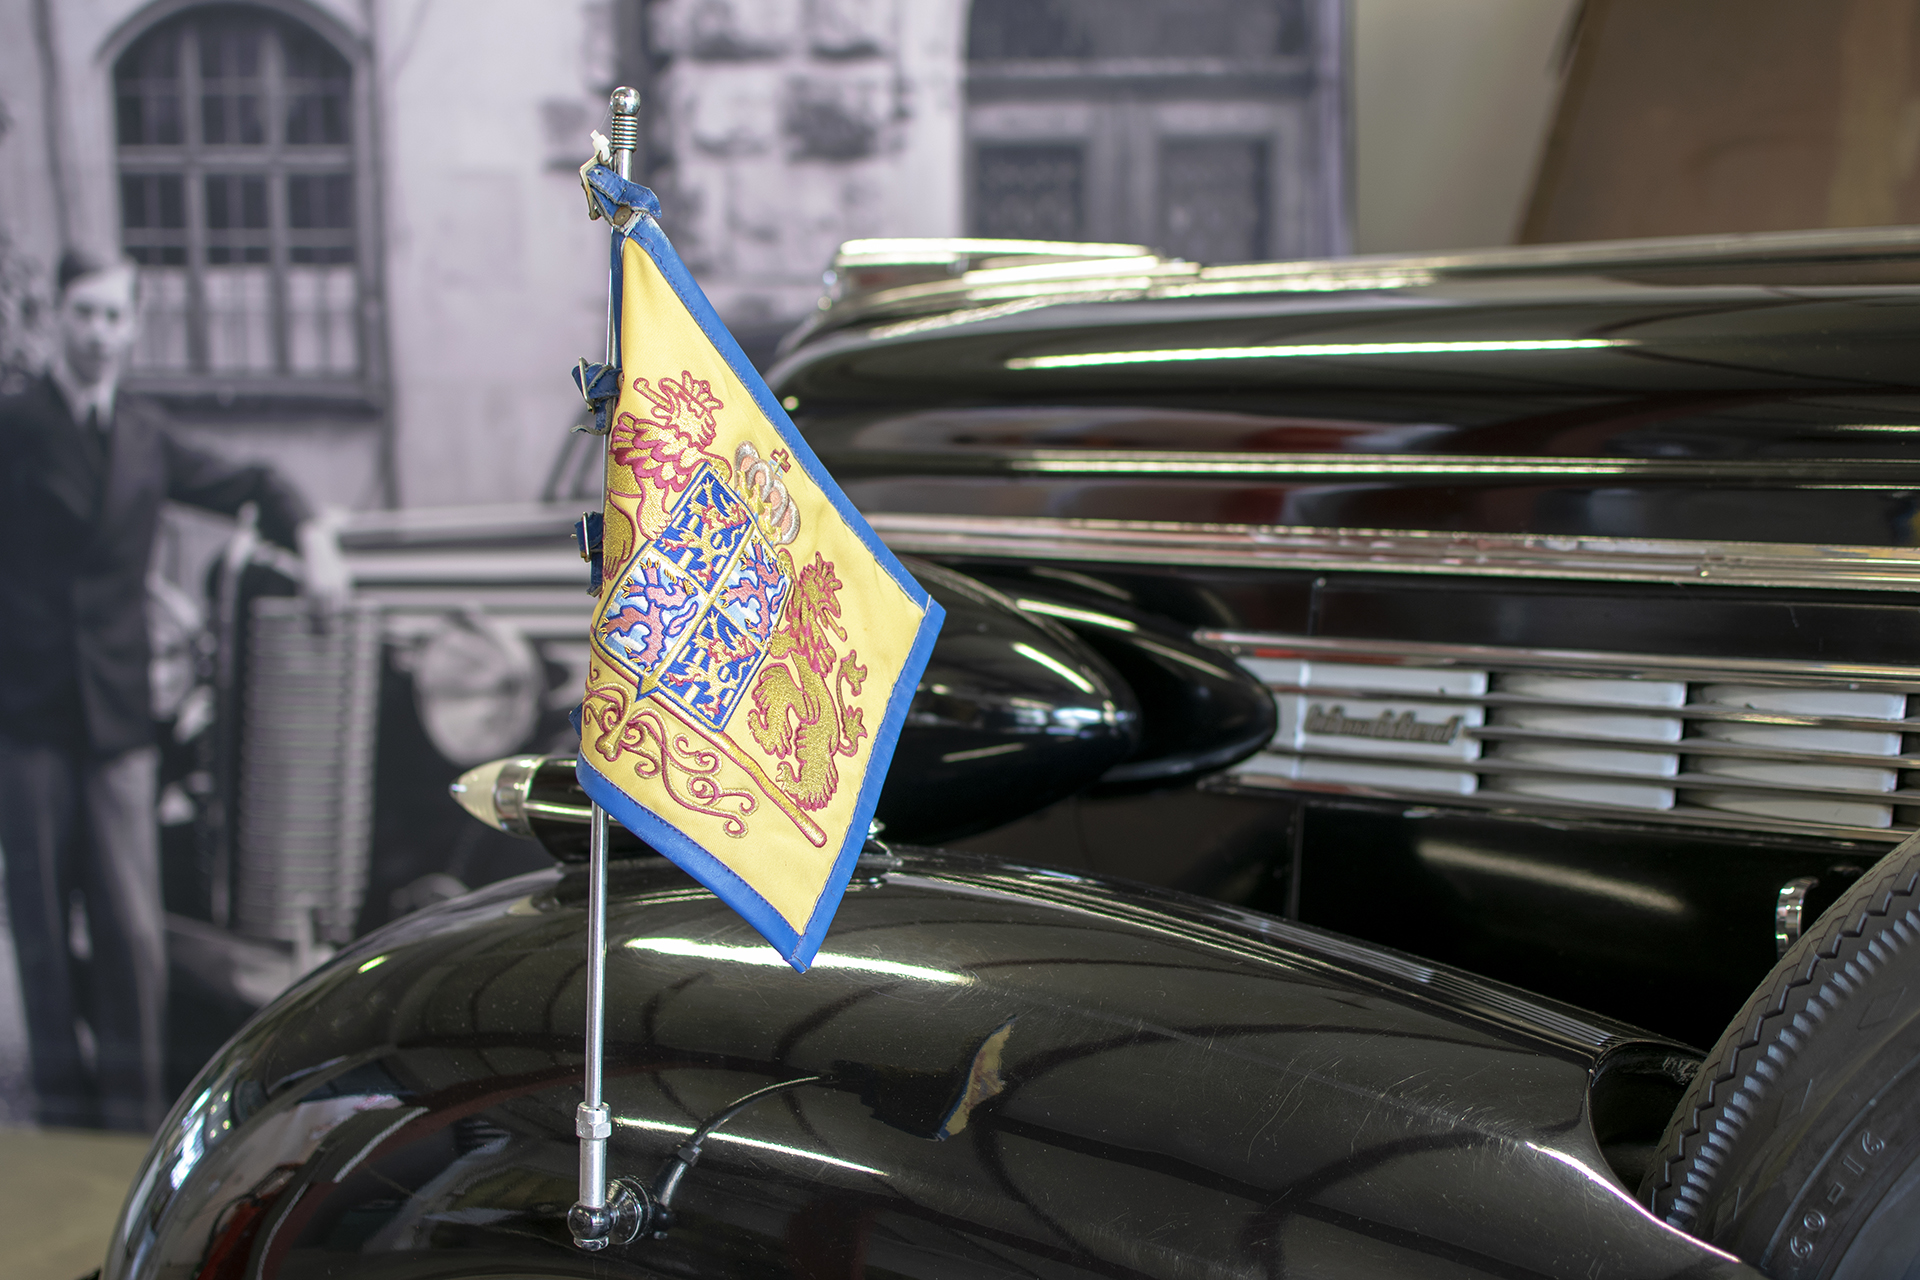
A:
[1752,1032,1920,1276]
[1643,834,1920,1277]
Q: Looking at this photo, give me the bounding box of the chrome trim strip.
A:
[341,508,1920,594]
[833,449,1920,487]
[1202,772,1913,845]
[788,226,1920,347]
[1197,632,1920,685]
[864,513,1920,592]
[1001,339,1633,370]
[1250,683,1920,730]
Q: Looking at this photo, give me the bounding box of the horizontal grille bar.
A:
[1204,630,1920,687]
[1468,726,1920,770]
[1202,631,1920,843]
[1459,759,1920,805]
[1249,683,1920,732]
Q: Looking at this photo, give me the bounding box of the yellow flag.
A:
[576,206,942,971]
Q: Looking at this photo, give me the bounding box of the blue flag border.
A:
[577,207,945,973]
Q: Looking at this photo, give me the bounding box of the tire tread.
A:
[1644,837,1920,1232]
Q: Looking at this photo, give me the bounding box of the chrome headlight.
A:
[406,611,542,766]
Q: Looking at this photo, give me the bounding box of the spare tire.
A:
[1642,831,1920,1277]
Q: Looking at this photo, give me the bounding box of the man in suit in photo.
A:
[0,249,346,1129]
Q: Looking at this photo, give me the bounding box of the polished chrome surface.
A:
[606,86,640,176]
[822,237,1154,312]
[342,506,1920,599]
[774,232,1920,558]
[1203,631,1920,844]
[869,512,1920,592]
[573,800,612,1235]
[1003,337,1633,369]
[1196,631,1920,689]
[834,448,1920,487]
[575,90,636,1244]
[450,753,656,863]
[1775,876,1819,957]
[447,753,542,835]
[792,225,1920,341]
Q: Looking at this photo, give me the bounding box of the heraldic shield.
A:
[578,219,943,972]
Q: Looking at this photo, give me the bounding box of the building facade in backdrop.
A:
[0,0,1346,1123]
[1,0,622,515]
[1,0,1347,513]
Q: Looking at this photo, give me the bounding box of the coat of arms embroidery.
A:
[575,218,941,971]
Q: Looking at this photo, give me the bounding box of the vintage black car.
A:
[116,228,1920,1277]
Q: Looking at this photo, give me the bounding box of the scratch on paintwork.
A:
[1244,1093,1288,1161]
[1248,1052,1336,1160]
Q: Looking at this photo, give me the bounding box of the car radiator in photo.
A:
[234,598,382,946]
[1201,631,1920,844]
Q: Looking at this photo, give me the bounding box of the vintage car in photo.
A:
[120,227,1920,1277]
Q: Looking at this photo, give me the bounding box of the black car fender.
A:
[106,849,1753,1280]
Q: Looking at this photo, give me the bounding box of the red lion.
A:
[612,371,727,495]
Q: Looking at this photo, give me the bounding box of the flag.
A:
[572,163,943,972]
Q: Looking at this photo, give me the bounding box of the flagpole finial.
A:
[607,87,641,181]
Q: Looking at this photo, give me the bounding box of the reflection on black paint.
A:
[110,851,1747,1280]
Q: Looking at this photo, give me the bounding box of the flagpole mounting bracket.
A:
[572,358,622,435]
[568,1174,655,1251]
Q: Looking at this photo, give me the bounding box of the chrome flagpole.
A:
[571,84,641,1252]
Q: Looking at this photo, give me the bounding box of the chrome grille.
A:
[1198,631,1920,843]
[235,599,382,946]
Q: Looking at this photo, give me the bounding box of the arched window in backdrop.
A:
[964,0,1348,262]
[114,5,367,384]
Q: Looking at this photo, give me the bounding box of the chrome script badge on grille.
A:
[1304,703,1465,746]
